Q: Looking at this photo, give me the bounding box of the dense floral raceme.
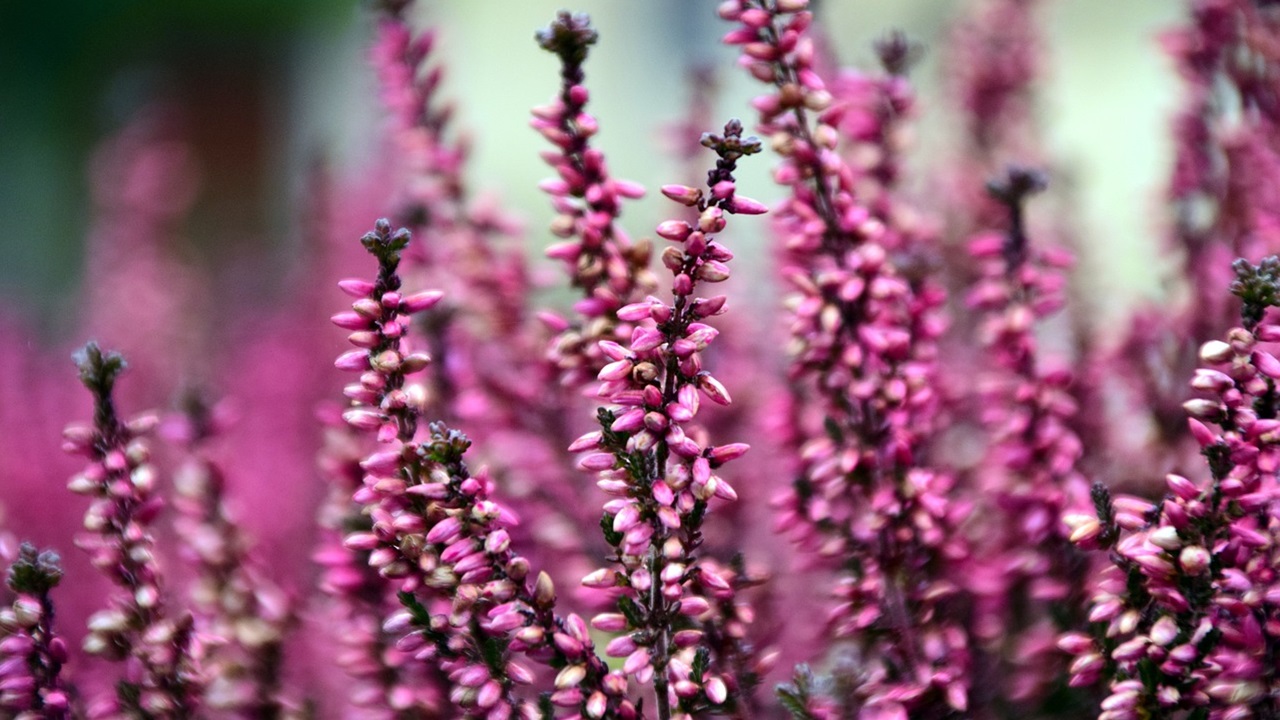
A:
[571,119,763,719]
[721,1,971,715]
[533,11,656,390]
[1063,257,1280,720]
[0,543,70,718]
[64,344,204,718]
[4,1,1280,719]
[1110,0,1280,494]
[167,396,298,716]
[963,168,1093,710]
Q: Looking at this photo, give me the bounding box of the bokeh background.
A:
[2,0,1182,334]
[0,1,1203,709]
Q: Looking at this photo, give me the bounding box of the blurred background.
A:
[1,0,1183,334]
[0,1,1198,705]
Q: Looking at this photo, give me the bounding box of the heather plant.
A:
[3,1,1280,719]
[0,543,70,718]
[1063,256,1280,719]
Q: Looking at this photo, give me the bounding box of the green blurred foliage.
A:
[0,0,350,318]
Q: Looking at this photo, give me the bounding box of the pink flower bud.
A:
[705,676,728,704]
[1149,525,1182,550]
[1057,633,1093,654]
[678,596,711,616]
[1187,419,1217,447]
[579,453,616,472]
[599,341,628,361]
[661,184,702,206]
[591,613,628,632]
[426,516,462,544]
[623,648,651,676]
[605,635,636,658]
[727,195,768,215]
[477,680,503,709]
[342,409,385,430]
[1255,350,1280,378]
[582,569,617,588]
[568,431,603,452]
[630,327,664,353]
[1199,340,1233,363]
[698,373,732,405]
[1182,399,1223,421]
[656,220,693,242]
[334,350,370,371]
[401,290,445,313]
[612,504,641,533]
[338,279,376,298]
[332,311,371,330]
[709,443,749,464]
[617,301,654,322]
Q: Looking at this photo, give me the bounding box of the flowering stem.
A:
[1,544,70,717]
[171,393,295,718]
[67,343,203,718]
[535,11,654,388]
[576,119,761,718]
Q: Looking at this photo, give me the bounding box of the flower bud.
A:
[1199,340,1233,363]
[661,184,702,206]
[534,571,556,609]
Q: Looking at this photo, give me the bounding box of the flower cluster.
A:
[723,0,970,715]
[336,219,627,720]
[572,119,761,718]
[945,0,1044,167]
[167,396,298,716]
[966,167,1091,705]
[63,344,204,718]
[5,2,1280,719]
[1064,257,1280,719]
[0,544,69,718]
[314,408,447,716]
[534,11,656,388]
[1118,0,1280,480]
[1163,0,1280,341]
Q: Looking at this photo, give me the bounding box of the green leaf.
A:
[398,591,431,626]
[776,685,811,720]
[691,646,710,682]
[822,416,843,444]
[600,513,623,547]
[617,596,645,628]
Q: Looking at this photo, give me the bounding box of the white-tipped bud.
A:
[1199,340,1233,364]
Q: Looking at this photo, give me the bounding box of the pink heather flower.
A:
[1160,0,1280,342]
[572,120,761,717]
[167,394,299,716]
[725,1,970,714]
[80,105,203,413]
[369,6,611,619]
[10,1,1280,717]
[0,544,70,718]
[369,0,532,428]
[945,0,1044,165]
[934,0,1050,377]
[313,406,446,716]
[370,4,471,246]
[1066,258,1280,718]
[65,343,204,717]
[965,167,1092,706]
[335,220,632,719]
[535,11,656,389]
